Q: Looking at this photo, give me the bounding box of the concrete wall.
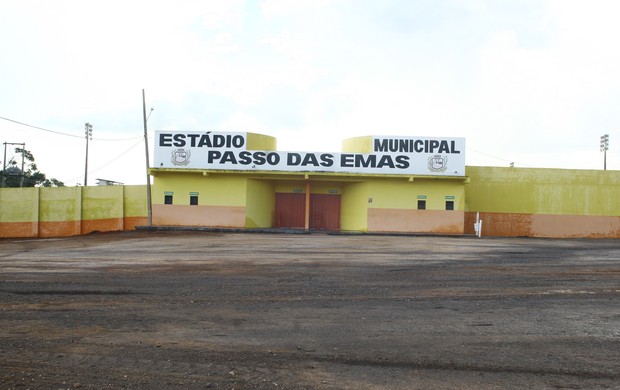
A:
[0,185,147,238]
[152,172,247,227]
[0,187,39,237]
[246,179,275,228]
[123,185,150,229]
[5,166,619,239]
[341,181,369,232]
[465,166,620,238]
[39,186,82,237]
[364,178,465,234]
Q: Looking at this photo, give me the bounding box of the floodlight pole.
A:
[84,123,93,186]
[143,89,153,226]
[1,142,6,188]
[600,134,609,171]
[19,144,25,187]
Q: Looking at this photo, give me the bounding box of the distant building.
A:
[96,178,123,186]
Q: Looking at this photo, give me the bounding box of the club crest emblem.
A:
[171,149,191,166]
[428,155,447,173]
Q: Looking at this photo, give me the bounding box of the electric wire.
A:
[0,116,142,141]
[466,147,536,168]
[63,138,146,184]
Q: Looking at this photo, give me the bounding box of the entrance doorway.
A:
[274,192,305,228]
[274,193,341,230]
[310,194,341,230]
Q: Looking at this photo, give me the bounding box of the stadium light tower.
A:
[600,134,609,170]
[84,123,93,185]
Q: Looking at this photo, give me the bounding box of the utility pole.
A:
[84,123,93,186]
[1,142,5,188]
[600,134,609,171]
[142,89,153,226]
[19,144,25,187]
[2,142,25,188]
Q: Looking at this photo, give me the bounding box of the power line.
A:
[1,116,81,138]
[0,116,142,141]
[466,147,536,168]
[64,138,145,184]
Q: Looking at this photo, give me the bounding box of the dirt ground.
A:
[0,231,619,389]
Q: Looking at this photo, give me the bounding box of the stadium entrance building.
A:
[2,131,619,238]
[150,132,468,234]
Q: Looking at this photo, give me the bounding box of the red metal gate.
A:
[275,193,341,230]
[275,193,305,228]
[310,194,341,231]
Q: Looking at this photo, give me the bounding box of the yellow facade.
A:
[340,181,369,231]
[365,178,465,233]
[245,179,275,228]
[151,171,248,227]
[148,170,465,234]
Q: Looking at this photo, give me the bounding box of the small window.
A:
[445,200,454,210]
[190,195,198,205]
[164,195,173,205]
[417,200,426,210]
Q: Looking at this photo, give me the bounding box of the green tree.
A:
[1,147,65,188]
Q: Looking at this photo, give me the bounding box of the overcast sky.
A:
[1,0,619,185]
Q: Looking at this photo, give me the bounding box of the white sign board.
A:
[154,132,465,176]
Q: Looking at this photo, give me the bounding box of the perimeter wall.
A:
[1,167,620,238]
[0,185,147,238]
[465,166,620,238]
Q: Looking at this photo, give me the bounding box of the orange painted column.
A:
[304,181,311,230]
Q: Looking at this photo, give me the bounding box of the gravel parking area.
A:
[1,231,619,389]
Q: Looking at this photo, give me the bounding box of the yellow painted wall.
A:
[464,166,620,237]
[364,178,465,233]
[246,133,277,151]
[367,179,464,210]
[465,166,620,215]
[81,186,124,233]
[39,186,81,237]
[123,185,148,217]
[309,182,342,194]
[5,165,620,238]
[153,173,247,206]
[123,185,148,229]
[0,188,39,223]
[152,172,248,227]
[341,181,369,231]
[274,181,306,193]
[82,186,124,220]
[246,179,275,228]
[273,181,342,195]
[342,136,373,153]
[39,187,81,222]
[0,185,147,238]
[0,187,39,237]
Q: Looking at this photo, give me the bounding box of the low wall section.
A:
[465,167,620,238]
[0,185,147,238]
